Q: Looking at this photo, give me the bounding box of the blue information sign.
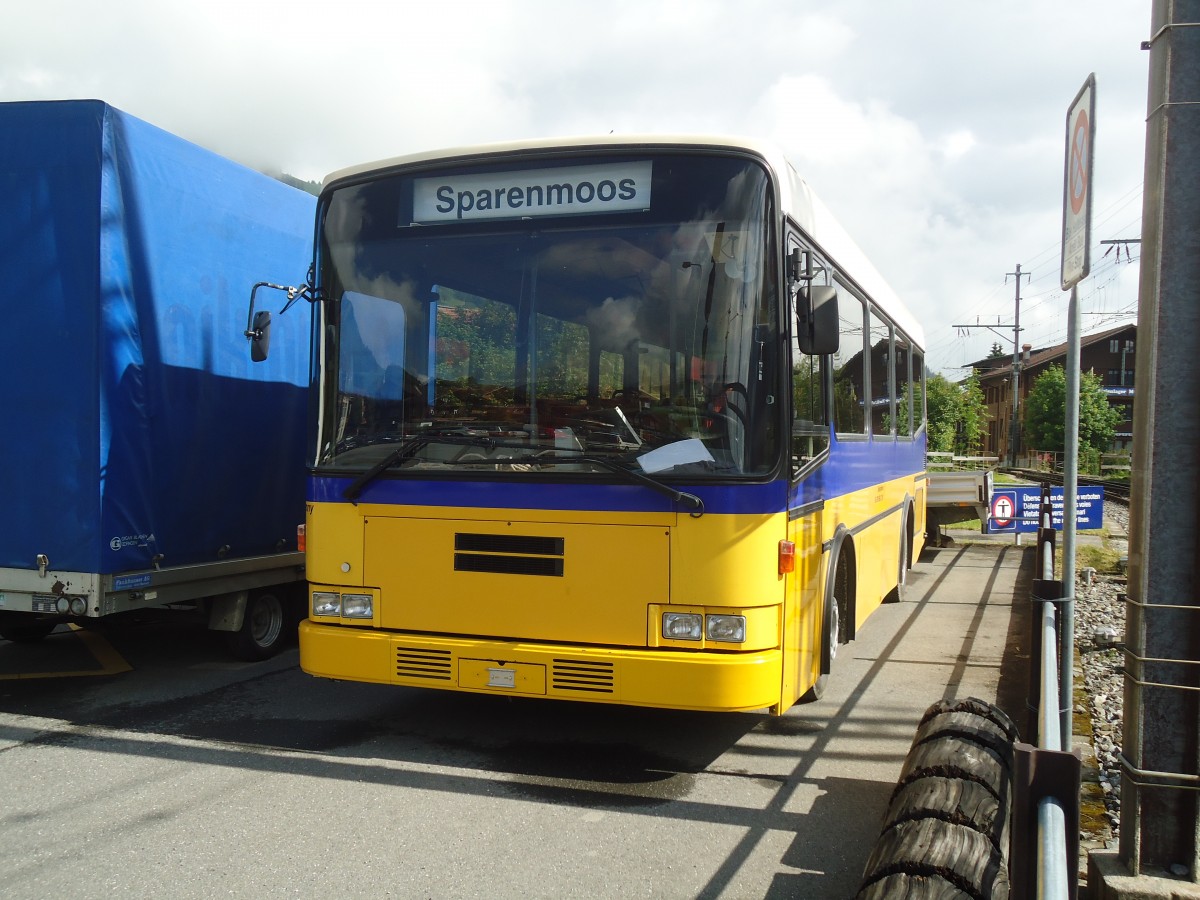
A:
[987,486,1105,533]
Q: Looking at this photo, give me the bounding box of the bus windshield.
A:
[315,151,781,479]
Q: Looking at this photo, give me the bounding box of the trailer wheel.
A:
[225,589,287,661]
[0,622,57,643]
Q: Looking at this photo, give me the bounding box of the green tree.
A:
[988,342,1007,359]
[925,374,959,453]
[957,371,988,454]
[925,372,990,455]
[276,173,321,196]
[1023,365,1122,454]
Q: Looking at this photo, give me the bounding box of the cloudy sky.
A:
[2,1,1151,377]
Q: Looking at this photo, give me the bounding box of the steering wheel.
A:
[715,382,750,427]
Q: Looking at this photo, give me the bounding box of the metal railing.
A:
[1017,450,1130,478]
[1011,486,1081,900]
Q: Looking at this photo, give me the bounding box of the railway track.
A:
[1000,468,1131,503]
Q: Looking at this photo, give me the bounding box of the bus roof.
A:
[323,134,924,348]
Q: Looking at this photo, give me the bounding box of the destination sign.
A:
[413,161,652,223]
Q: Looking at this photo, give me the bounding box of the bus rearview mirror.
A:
[797,285,839,356]
[249,310,271,362]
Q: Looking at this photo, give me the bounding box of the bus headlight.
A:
[312,591,341,617]
[341,593,374,618]
[662,612,703,640]
[706,615,746,643]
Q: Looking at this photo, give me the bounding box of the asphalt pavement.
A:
[0,539,1033,899]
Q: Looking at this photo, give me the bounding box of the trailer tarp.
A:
[0,100,314,574]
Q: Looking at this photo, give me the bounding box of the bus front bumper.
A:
[299,619,782,713]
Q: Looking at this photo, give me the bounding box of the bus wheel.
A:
[800,545,848,704]
[799,584,840,704]
[885,513,910,603]
[225,589,287,661]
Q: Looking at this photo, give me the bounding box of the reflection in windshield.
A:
[316,153,780,479]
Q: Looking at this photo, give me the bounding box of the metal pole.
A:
[1119,0,1200,877]
[1009,264,1024,466]
[1060,286,1079,751]
[1039,596,1070,900]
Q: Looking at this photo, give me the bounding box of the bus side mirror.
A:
[797,285,839,355]
[248,310,271,362]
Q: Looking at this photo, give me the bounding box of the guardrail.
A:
[1017,450,1131,478]
[1011,485,1082,900]
[858,485,1083,898]
[927,452,1000,470]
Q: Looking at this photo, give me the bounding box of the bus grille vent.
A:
[551,658,615,694]
[454,533,565,578]
[395,646,453,681]
[455,554,564,577]
[456,534,564,556]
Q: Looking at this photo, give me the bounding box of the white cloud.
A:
[0,0,1148,374]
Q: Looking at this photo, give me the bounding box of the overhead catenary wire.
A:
[926,183,1143,376]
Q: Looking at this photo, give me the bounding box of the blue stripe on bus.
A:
[308,475,787,514]
[308,435,924,516]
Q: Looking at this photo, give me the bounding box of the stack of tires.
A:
[856,698,1019,899]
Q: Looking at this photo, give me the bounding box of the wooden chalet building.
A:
[970,322,1136,460]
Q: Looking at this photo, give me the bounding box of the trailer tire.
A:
[0,622,57,643]
[225,588,288,661]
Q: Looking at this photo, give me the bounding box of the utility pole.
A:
[953,265,1028,466]
[1109,0,1200,887]
[1005,264,1031,466]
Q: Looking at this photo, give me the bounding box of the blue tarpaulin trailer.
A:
[0,100,315,658]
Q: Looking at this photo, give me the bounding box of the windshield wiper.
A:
[341,432,553,501]
[342,435,438,501]
[342,437,704,516]
[343,434,516,504]
[524,452,704,516]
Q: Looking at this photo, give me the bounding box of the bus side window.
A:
[912,348,926,431]
[869,309,894,438]
[895,331,913,436]
[789,238,830,476]
[833,293,867,436]
[791,348,828,476]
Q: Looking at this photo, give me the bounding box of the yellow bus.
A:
[264,136,927,714]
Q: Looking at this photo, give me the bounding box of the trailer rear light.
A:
[312,591,340,617]
[297,524,306,553]
[778,540,795,575]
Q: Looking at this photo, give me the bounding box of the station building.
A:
[970,322,1136,460]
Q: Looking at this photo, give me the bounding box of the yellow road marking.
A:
[0,625,133,680]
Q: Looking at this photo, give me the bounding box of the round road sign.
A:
[1069,108,1090,215]
[991,494,1015,528]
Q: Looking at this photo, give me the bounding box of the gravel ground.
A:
[1074,500,1128,840]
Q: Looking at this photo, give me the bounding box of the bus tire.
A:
[224,588,288,661]
[885,503,912,603]
[800,537,850,703]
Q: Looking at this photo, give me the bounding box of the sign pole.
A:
[1059,73,1096,752]
[1061,285,1080,749]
